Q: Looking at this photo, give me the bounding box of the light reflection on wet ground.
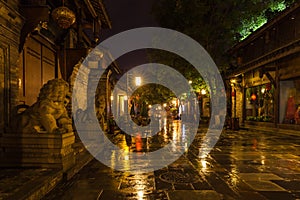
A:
[43,119,300,200]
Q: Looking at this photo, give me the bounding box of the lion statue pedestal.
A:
[0,79,75,171]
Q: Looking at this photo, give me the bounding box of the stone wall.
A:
[0,132,75,171]
[69,60,90,114]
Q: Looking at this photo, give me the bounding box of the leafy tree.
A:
[132,83,176,105]
[147,49,208,97]
[151,0,296,68]
[140,101,149,118]
[147,0,295,98]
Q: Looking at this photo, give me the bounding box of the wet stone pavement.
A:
[43,120,300,200]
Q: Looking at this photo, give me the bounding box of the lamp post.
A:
[200,89,207,118]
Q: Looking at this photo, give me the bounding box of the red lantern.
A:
[251,93,257,101]
[266,83,271,91]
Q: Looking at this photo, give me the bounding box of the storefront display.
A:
[245,83,274,122]
[280,78,300,124]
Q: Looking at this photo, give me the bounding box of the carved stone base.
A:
[0,132,75,172]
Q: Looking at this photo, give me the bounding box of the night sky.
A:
[101,0,158,71]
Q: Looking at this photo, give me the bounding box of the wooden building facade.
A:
[0,0,119,133]
[228,2,300,131]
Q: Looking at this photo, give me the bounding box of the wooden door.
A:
[21,35,57,106]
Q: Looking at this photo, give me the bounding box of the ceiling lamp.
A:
[51,1,76,29]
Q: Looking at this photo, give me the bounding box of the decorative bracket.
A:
[19,5,50,52]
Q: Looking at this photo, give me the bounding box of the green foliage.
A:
[239,14,268,40]
[270,0,289,12]
[140,101,149,118]
[132,83,176,105]
[151,0,296,67]
[238,0,296,40]
[246,115,272,122]
[147,49,209,97]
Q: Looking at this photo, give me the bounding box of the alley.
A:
[43,120,300,200]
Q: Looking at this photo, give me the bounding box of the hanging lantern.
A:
[51,6,76,29]
[231,91,236,97]
[266,83,271,91]
[251,93,257,101]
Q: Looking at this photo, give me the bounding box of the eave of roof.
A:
[85,0,112,29]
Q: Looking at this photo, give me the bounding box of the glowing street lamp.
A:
[172,99,177,105]
[135,77,141,86]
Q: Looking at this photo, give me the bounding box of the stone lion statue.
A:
[17,79,73,134]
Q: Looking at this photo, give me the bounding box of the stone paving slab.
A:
[3,124,300,200]
[272,180,300,191]
[258,191,296,200]
[238,191,268,200]
[99,190,169,200]
[239,173,284,181]
[167,190,222,200]
[244,180,286,191]
[42,126,300,200]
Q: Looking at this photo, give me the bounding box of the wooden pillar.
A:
[241,74,246,125]
[274,63,279,126]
